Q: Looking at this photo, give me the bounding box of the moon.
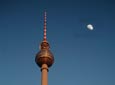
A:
[87,24,93,30]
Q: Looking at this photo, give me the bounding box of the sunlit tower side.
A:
[35,12,54,85]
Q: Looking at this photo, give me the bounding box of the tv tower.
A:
[35,12,54,85]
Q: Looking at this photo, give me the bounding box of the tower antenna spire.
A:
[43,11,47,42]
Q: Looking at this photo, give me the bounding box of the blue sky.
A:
[0,0,115,85]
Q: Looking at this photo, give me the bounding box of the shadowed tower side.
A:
[35,12,54,85]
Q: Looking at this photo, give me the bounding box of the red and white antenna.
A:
[43,11,47,41]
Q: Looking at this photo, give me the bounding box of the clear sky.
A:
[0,0,115,85]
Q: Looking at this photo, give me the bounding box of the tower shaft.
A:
[41,64,48,85]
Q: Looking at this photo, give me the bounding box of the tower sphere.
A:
[35,41,54,68]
